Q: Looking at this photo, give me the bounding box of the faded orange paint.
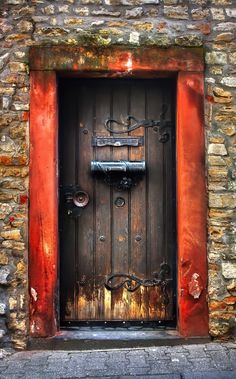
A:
[29,71,58,337]
[29,47,204,73]
[177,72,208,337]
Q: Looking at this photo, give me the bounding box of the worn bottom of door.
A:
[59,78,176,325]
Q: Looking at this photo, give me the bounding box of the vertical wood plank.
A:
[146,82,164,320]
[29,71,58,336]
[129,81,148,320]
[59,80,77,321]
[111,81,130,320]
[76,81,96,320]
[94,81,112,320]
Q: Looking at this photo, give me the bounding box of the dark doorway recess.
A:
[59,78,176,327]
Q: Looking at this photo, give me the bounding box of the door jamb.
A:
[29,47,208,337]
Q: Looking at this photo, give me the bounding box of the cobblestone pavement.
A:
[0,342,235,379]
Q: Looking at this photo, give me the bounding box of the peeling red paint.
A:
[177,72,208,337]
[206,95,214,103]
[20,195,28,205]
[29,71,58,337]
[188,273,203,299]
[22,111,29,121]
[29,47,207,338]
[29,47,204,72]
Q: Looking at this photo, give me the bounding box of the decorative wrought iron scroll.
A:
[104,263,171,305]
[105,104,171,143]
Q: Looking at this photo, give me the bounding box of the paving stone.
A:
[120,375,181,379]
[182,371,236,379]
[0,343,235,378]
[189,358,217,371]
[126,366,150,375]
[206,351,233,370]
[148,361,176,374]
[183,344,209,358]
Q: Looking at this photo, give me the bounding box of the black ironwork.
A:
[104,105,170,143]
[92,136,144,147]
[91,161,146,191]
[105,263,171,305]
[61,185,89,218]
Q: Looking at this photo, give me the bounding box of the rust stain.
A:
[117,234,126,242]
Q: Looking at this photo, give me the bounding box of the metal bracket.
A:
[61,185,89,218]
[91,161,146,191]
[104,263,171,306]
[104,105,171,143]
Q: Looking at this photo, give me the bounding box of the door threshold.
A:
[27,328,211,350]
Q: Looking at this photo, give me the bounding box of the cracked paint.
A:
[31,287,38,302]
[188,273,203,299]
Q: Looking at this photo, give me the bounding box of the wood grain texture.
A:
[59,79,176,322]
[29,71,58,337]
[29,47,204,72]
[177,72,208,336]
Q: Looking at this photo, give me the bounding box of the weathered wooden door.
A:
[59,78,176,325]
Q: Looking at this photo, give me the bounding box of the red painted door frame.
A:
[29,47,208,337]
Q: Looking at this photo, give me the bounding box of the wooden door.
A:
[59,78,176,324]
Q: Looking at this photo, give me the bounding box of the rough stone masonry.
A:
[0,0,236,349]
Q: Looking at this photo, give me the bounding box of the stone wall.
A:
[0,0,235,348]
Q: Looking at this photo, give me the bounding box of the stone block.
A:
[64,18,83,26]
[0,267,11,285]
[210,8,225,20]
[0,53,9,70]
[74,7,89,16]
[2,240,25,251]
[42,5,55,15]
[0,252,9,265]
[91,8,121,17]
[226,8,236,18]
[191,8,209,20]
[125,7,143,18]
[229,53,236,64]
[163,6,189,19]
[221,77,236,87]
[205,52,227,65]
[213,87,232,103]
[9,62,27,73]
[0,229,21,241]
[0,303,6,315]
[209,193,236,208]
[214,22,236,32]
[0,204,13,220]
[208,143,227,156]
[16,21,33,33]
[222,263,236,279]
[215,32,234,42]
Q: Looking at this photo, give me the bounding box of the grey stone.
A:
[214,23,236,32]
[0,304,6,315]
[183,371,236,379]
[222,262,236,279]
[221,77,236,88]
[0,267,10,285]
[206,52,228,65]
[0,53,9,70]
[125,7,144,18]
[208,144,227,156]
[226,9,236,18]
